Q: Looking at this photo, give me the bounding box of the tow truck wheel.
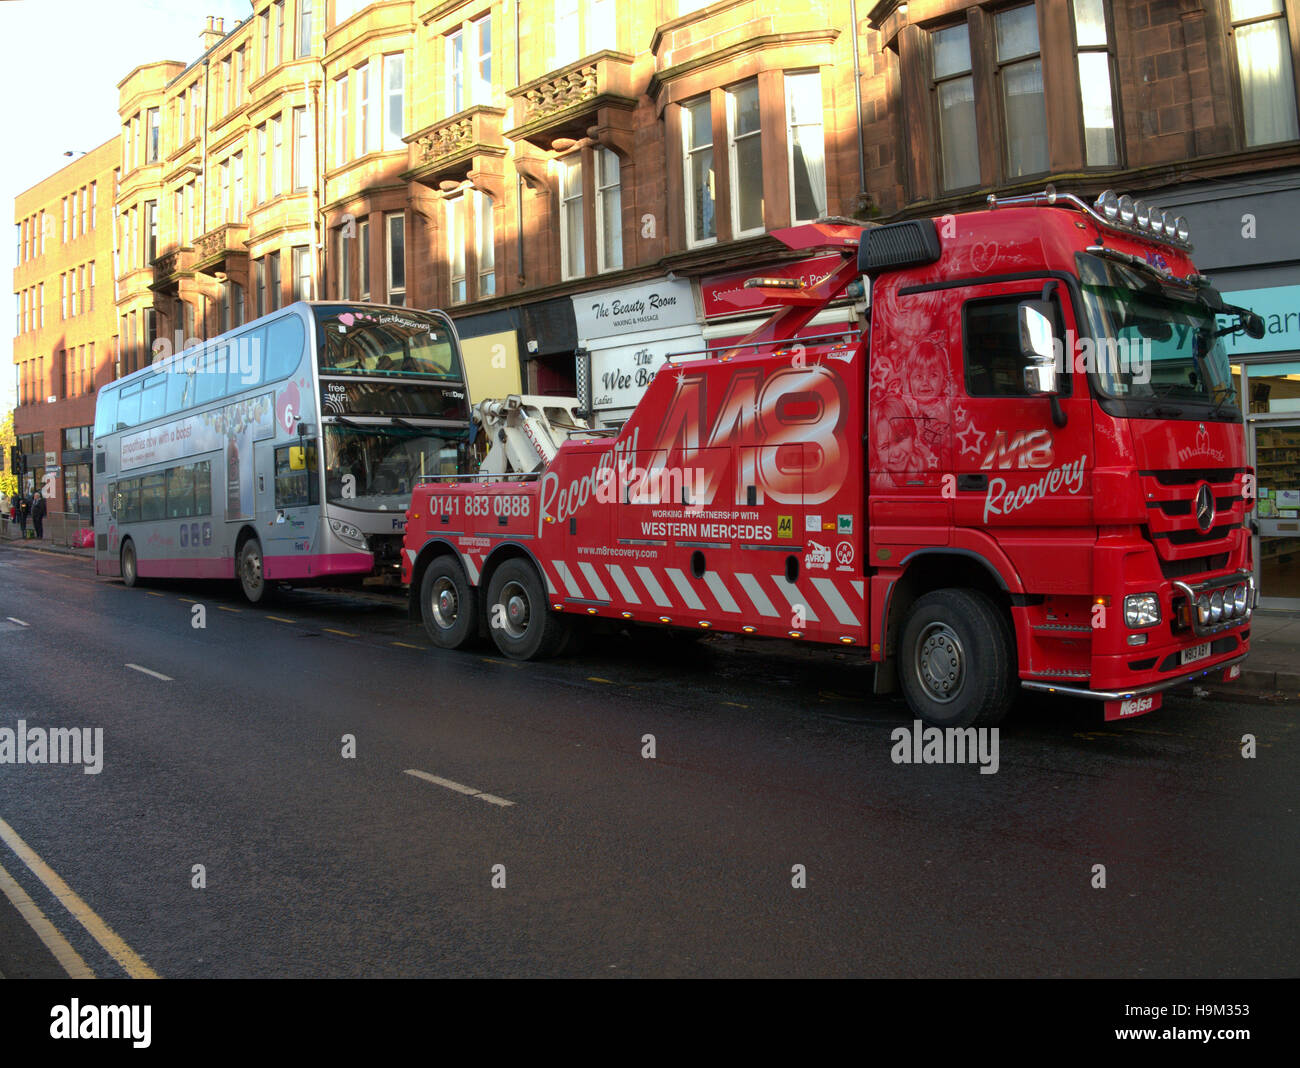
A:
[899,588,1015,728]
[237,536,269,605]
[420,556,478,649]
[486,558,571,660]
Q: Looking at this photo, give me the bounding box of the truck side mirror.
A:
[1020,301,1059,397]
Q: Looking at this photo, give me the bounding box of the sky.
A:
[0,0,256,413]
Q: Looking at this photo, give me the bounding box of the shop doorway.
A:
[1244,360,1300,608]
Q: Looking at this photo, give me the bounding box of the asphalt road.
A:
[0,543,1296,978]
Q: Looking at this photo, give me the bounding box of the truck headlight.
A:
[1233,584,1248,617]
[1196,594,1211,626]
[328,518,369,549]
[1210,590,1224,622]
[1124,593,1161,628]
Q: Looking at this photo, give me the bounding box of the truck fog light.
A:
[1127,633,1148,646]
[1233,584,1248,616]
[1124,593,1160,628]
[1196,594,1211,626]
[1210,590,1224,622]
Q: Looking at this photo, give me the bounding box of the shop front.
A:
[571,277,703,428]
[1157,174,1300,611]
[449,296,577,402]
[1221,286,1300,609]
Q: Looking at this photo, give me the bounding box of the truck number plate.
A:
[1181,642,1211,665]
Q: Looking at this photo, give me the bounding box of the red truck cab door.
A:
[947,277,1096,595]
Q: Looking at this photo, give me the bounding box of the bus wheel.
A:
[898,589,1015,728]
[120,540,139,588]
[237,537,268,604]
[486,558,571,660]
[420,556,478,649]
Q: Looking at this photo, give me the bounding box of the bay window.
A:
[683,96,716,246]
[560,154,585,279]
[294,106,310,190]
[292,245,312,301]
[386,212,405,304]
[358,217,370,300]
[932,23,979,191]
[727,80,763,237]
[448,15,491,113]
[297,0,313,58]
[1229,0,1300,146]
[595,147,622,272]
[334,73,350,165]
[551,0,615,72]
[1072,0,1118,166]
[996,5,1049,178]
[384,53,405,150]
[786,71,826,222]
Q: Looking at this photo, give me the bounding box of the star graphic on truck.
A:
[956,422,986,457]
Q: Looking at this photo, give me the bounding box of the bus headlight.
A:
[328,518,369,549]
[1124,593,1161,628]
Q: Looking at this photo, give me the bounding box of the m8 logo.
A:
[642,365,849,505]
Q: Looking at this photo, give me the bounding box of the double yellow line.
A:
[0,817,158,979]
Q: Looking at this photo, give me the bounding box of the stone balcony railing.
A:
[192,222,249,273]
[151,245,196,288]
[505,51,637,149]
[404,106,507,186]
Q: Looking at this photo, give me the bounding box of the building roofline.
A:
[164,12,259,88]
[12,134,120,204]
[116,58,187,92]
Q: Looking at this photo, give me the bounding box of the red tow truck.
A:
[403,188,1259,727]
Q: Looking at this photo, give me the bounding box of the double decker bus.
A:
[93,302,471,602]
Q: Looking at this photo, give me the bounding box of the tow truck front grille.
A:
[1140,467,1246,562]
[1158,552,1228,580]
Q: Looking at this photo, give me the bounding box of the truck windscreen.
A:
[1075,253,1239,418]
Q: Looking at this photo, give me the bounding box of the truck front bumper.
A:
[1020,651,1249,703]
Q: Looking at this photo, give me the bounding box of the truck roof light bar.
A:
[1084,245,1198,289]
[857,218,942,277]
[987,184,1192,251]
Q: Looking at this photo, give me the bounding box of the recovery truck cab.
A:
[403,188,1258,728]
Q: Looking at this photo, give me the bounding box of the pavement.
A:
[2,531,1295,700]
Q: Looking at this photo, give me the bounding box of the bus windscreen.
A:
[314,306,461,378]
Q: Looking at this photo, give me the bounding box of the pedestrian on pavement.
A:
[31,491,46,540]
[17,494,29,537]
